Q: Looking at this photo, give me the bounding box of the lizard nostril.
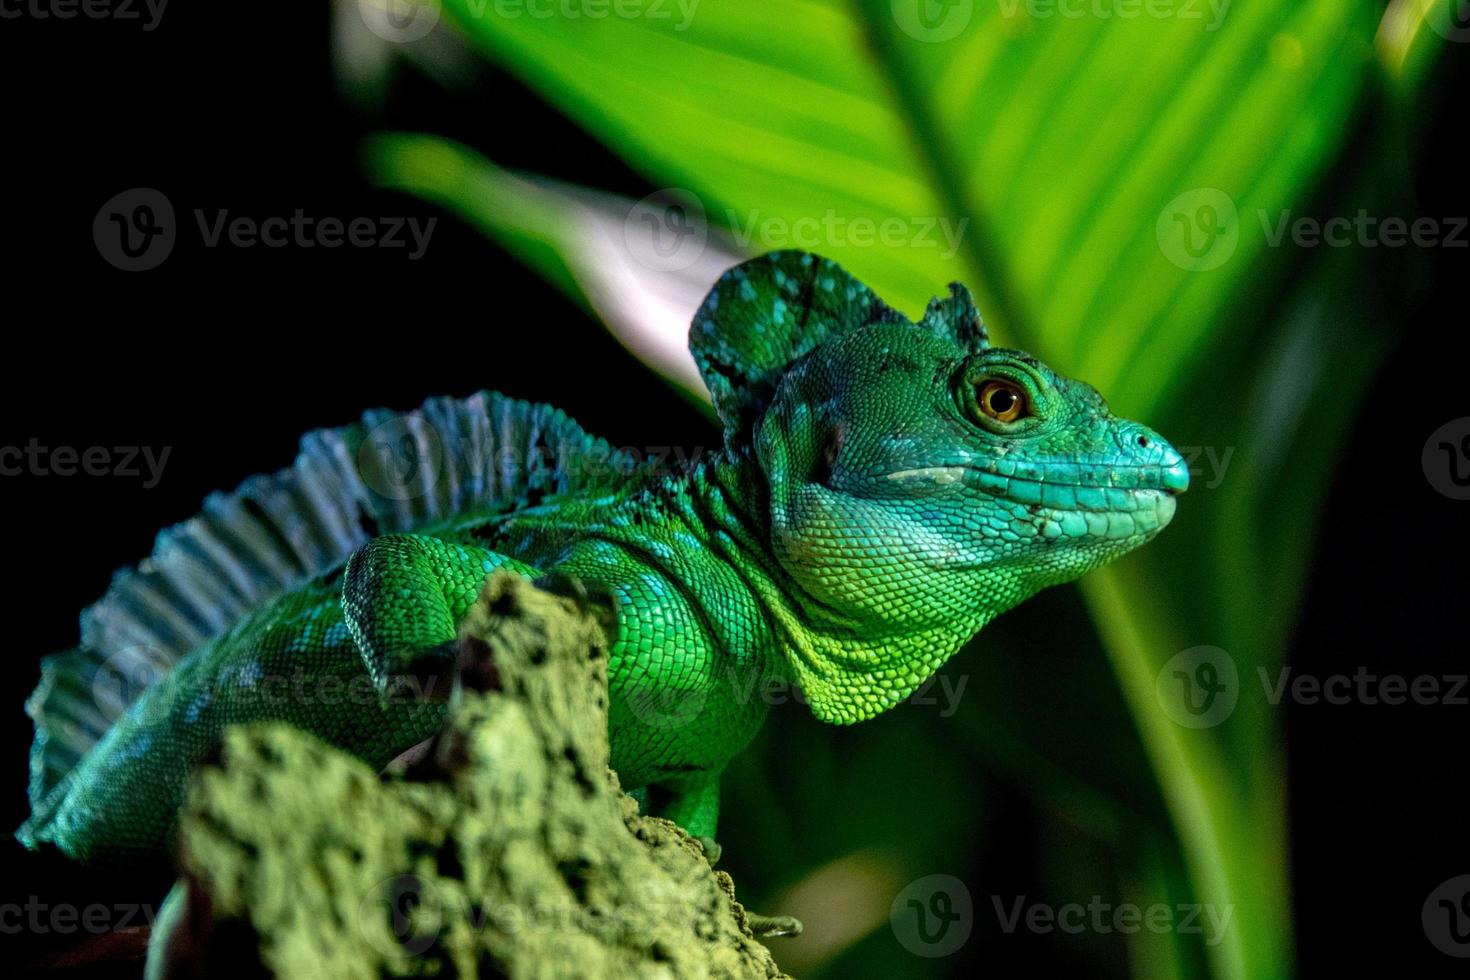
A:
[1136,435,1149,448]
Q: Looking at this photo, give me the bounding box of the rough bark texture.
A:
[146,572,788,980]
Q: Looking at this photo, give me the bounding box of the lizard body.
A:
[19,251,1188,863]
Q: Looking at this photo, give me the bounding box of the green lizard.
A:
[19,251,1188,865]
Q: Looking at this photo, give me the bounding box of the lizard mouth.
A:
[962,471,1181,541]
[962,471,1183,513]
[883,462,1184,540]
[885,461,1188,512]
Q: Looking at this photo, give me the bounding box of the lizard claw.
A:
[692,838,800,937]
[695,835,722,867]
[745,912,803,939]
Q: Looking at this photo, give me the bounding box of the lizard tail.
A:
[23,392,636,827]
[22,645,155,831]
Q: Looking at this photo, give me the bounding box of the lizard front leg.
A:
[342,533,537,695]
[647,768,723,842]
[649,770,803,938]
[649,773,729,880]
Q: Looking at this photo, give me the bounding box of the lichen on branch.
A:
[147,572,788,980]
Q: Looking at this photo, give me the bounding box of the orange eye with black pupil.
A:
[975,380,1027,423]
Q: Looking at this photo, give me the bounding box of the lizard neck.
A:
[497,445,987,726]
[681,448,987,724]
[667,446,798,682]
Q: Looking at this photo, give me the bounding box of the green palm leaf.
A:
[360,1,1453,975]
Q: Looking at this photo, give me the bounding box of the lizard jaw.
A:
[880,466,1179,546]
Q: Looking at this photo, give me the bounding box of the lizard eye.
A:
[974,379,1027,423]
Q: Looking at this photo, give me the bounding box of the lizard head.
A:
[691,251,1188,722]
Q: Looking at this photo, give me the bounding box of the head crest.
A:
[689,251,987,431]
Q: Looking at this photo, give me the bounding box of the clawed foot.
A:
[694,838,802,939]
[745,912,803,939]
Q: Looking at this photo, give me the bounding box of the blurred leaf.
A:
[362,2,1452,977]
[367,133,744,401]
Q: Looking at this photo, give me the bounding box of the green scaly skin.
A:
[20,251,1188,863]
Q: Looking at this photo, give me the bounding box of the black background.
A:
[1,4,1466,977]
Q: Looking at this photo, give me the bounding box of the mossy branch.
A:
[146,572,788,980]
